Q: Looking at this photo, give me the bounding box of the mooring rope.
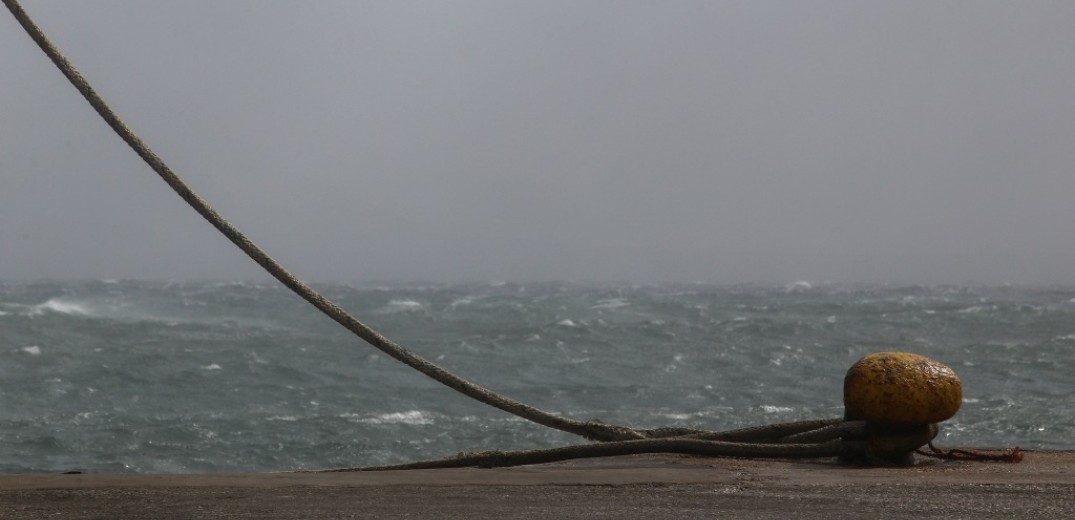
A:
[2,0,646,443]
[299,418,859,471]
[331,438,850,471]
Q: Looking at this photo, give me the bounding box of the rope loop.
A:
[916,442,1024,463]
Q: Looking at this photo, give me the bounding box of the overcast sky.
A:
[2,1,1073,284]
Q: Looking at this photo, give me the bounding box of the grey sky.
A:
[2,1,1073,284]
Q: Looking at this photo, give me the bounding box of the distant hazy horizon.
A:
[5,278,1073,291]
[4,2,1073,285]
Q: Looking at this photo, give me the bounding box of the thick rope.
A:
[340,438,849,471]
[311,419,863,471]
[3,0,644,443]
[685,417,842,441]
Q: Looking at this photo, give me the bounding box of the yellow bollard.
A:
[843,352,962,465]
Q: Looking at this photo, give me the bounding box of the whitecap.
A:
[30,298,91,316]
[266,416,298,422]
[22,345,41,355]
[388,299,422,309]
[201,363,222,371]
[556,319,576,327]
[784,281,813,292]
[591,298,629,309]
[760,405,793,413]
[662,413,695,421]
[354,410,434,425]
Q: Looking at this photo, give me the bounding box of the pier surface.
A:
[2,451,1072,519]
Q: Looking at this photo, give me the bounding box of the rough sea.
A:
[1,280,1072,473]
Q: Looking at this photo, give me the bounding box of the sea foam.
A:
[387,299,423,310]
[350,410,434,425]
[30,298,91,316]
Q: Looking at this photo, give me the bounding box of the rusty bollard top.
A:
[844,352,962,425]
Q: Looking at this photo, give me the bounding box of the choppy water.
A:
[1,280,1072,473]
